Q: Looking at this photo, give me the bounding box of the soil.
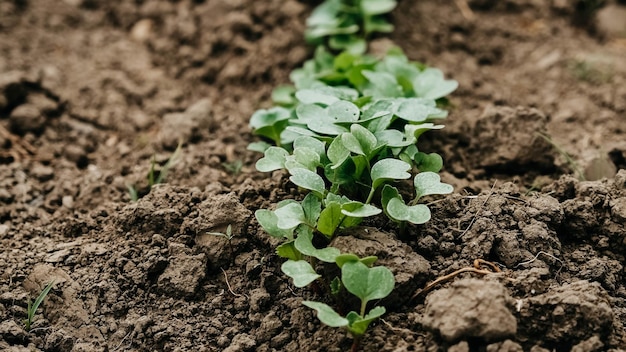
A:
[1,0,626,351]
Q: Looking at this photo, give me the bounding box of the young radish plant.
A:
[249,0,456,349]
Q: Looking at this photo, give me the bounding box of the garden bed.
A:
[1,0,626,351]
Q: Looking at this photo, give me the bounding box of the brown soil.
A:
[1,0,626,351]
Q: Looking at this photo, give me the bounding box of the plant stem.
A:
[365,187,375,204]
[360,299,367,317]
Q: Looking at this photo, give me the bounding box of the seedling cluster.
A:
[249,0,456,348]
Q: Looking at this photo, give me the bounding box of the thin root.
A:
[221,267,249,299]
[454,0,475,21]
[411,259,501,301]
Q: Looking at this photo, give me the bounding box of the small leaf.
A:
[294,230,341,263]
[247,141,271,153]
[362,71,403,99]
[301,193,322,225]
[287,147,320,172]
[350,124,377,156]
[296,89,340,106]
[335,254,378,268]
[414,172,454,200]
[370,159,412,190]
[276,241,302,261]
[296,103,327,123]
[327,137,351,168]
[413,68,459,100]
[294,136,326,160]
[256,147,289,172]
[307,118,348,136]
[360,0,397,15]
[317,202,343,237]
[255,209,293,239]
[342,261,395,305]
[415,152,443,173]
[328,100,360,122]
[281,260,321,288]
[289,168,327,197]
[394,99,444,123]
[341,202,382,218]
[274,202,306,230]
[348,306,386,336]
[302,301,349,327]
[272,85,296,106]
[386,198,431,224]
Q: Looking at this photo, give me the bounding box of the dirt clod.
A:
[422,278,517,343]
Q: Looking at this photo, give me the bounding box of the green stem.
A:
[360,299,367,317]
[365,187,375,204]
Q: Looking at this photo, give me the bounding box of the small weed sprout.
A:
[24,281,54,331]
[207,224,235,255]
[127,143,182,201]
[222,160,243,175]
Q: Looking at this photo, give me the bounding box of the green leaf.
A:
[415,152,443,173]
[362,71,403,99]
[342,261,395,305]
[255,209,293,239]
[247,141,271,153]
[302,301,349,327]
[413,68,458,100]
[294,136,326,160]
[272,85,296,106]
[282,260,321,287]
[335,254,378,268]
[296,103,327,123]
[330,277,342,295]
[296,89,340,106]
[307,118,349,136]
[386,198,431,224]
[294,230,341,263]
[375,129,415,148]
[249,107,291,144]
[317,202,343,237]
[350,124,378,156]
[348,306,386,336]
[360,0,397,15]
[327,137,351,168]
[256,147,289,172]
[286,147,320,172]
[328,100,360,122]
[414,171,454,200]
[370,159,412,190]
[276,241,302,261]
[394,99,445,123]
[289,168,327,197]
[341,202,382,218]
[301,193,322,225]
[405,123,445,140]
[274,202,307,230]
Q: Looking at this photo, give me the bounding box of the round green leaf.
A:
[328,100,360,122]
[274,202,306,230]
[370,159,411,190]
[302,301,349,327]
[386,198,431,224]
[255,147,289,172]
[281,260,321,288]
[342,261,395,305]
[289,168,326,196]
[414,171,454,200]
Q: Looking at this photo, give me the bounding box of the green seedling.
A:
[249,2,456,350]
[24,281,54,331]
[127,143,182,201]
[222,160,243,175]
[301,257,394,351]
[207,224,235,256]
[306,0,397,54]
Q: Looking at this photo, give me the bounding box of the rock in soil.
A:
[421,278,517,343]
